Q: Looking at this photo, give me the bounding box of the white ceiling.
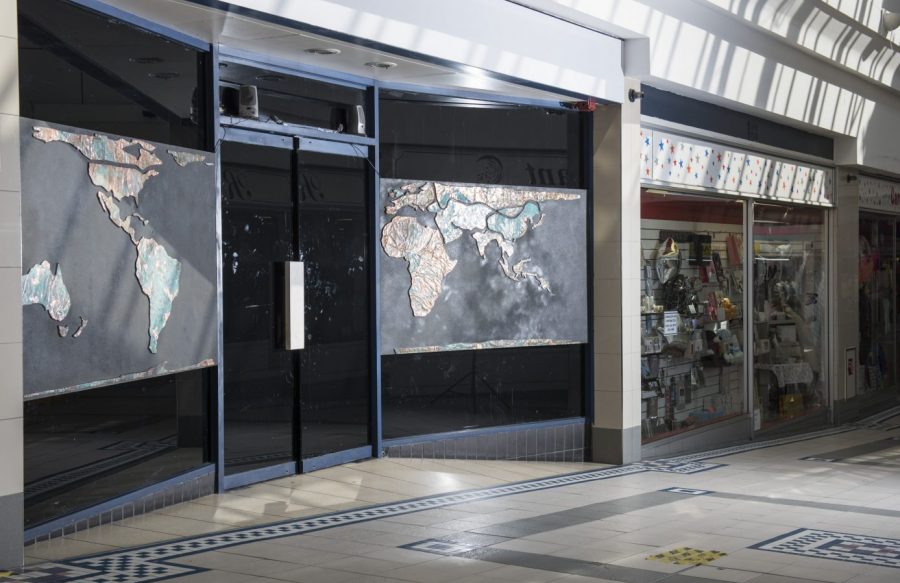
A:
[100,0,576,103]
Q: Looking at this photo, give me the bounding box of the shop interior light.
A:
[365,61,398,70]
[305,47,341,55]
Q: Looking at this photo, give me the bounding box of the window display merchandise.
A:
[752,204,827,429]
[639,191,746,441]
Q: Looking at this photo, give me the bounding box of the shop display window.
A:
[379,92,587,439]
[752,203,827,431]
[639,190,746,442]
[24,370,210,528]
[858,215,897,396]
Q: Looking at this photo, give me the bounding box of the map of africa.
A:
[381,181,581,318]
[28,127,205,353]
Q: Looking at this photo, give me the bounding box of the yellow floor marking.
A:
[646,546,727,566]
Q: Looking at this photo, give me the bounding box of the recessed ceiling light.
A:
[365,61,397,70]
[148,72,180,80]
[256,74,286,82]
[130,56,164,65]
[305,47,341,55]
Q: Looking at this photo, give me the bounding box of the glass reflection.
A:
[24,370,209,528]
[296,151,370,458]
[858,215,898,399]
[19,0,207,149]
[222,141,295,474]
[752,203,827,432]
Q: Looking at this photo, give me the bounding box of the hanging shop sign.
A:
[859,176,900,214]
[640,128,834,206]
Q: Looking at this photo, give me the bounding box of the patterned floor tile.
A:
[402,539,481,556]
[752,529,900,569]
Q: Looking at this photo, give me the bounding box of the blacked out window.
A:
[379,91,587,439]
[19,0,208,149]
[24,371,211,528]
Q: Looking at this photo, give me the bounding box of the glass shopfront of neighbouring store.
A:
[638,128,833,448]
[856,177,900,414]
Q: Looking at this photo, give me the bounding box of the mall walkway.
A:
[6,410,900,583]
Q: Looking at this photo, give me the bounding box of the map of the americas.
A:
[27,127,206,353]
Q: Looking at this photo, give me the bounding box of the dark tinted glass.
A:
[296,152,370,457]
[383,345,584,438]
[222,141,296,473]
[24,370,209,528]
[19,0,207,149]
[219,61,366,133]
[380,93,584,188]
[379,92,587,438]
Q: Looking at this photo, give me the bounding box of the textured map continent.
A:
[381,216,457,317]
[381,181,581,317]
[21,261,71,322]
[31,127,206,354]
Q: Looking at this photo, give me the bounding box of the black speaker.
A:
[220,86,239,116]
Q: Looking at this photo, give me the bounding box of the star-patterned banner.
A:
[859,176,900,214]
[640,128,834,206]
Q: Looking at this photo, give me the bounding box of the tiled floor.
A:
[8,412,900,583]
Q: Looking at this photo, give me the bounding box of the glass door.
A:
[296,150,371,459]
[221,136,371,477]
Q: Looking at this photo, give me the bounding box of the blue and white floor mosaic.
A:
[753,529,900,569]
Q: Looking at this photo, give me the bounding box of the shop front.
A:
[638,127,833,453]
[856,177,900,414]
[16,0,610,540]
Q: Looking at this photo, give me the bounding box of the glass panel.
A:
[752,203,827,432]
[222,141,296,473]
[19,0,206,149]
[859,215,898,396]
[24,370,209,528]
[380,94,584,188]
[379,91,587,437]
[296,151,370,458]
[639,191,746,442]
[383,345,584,439]
[219,62,366,133]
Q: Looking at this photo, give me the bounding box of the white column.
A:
[832,169,860,421]
[591,78,642,464]
[0,0,23,569]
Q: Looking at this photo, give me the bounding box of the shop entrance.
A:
[220,133,371,479]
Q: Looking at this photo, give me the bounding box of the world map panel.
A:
[380,179,588,355]
[20,119,217,398]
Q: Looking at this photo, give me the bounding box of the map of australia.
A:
[31,127,205,353]
[381,181,581,318]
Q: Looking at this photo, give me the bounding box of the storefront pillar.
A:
[0,0,24,569]
[832,169,860,422]
[590,78,642,464]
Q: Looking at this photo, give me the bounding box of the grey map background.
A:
[380,180,588,355]
[21,118,217,398]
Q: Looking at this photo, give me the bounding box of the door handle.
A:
[284,261,305,350]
